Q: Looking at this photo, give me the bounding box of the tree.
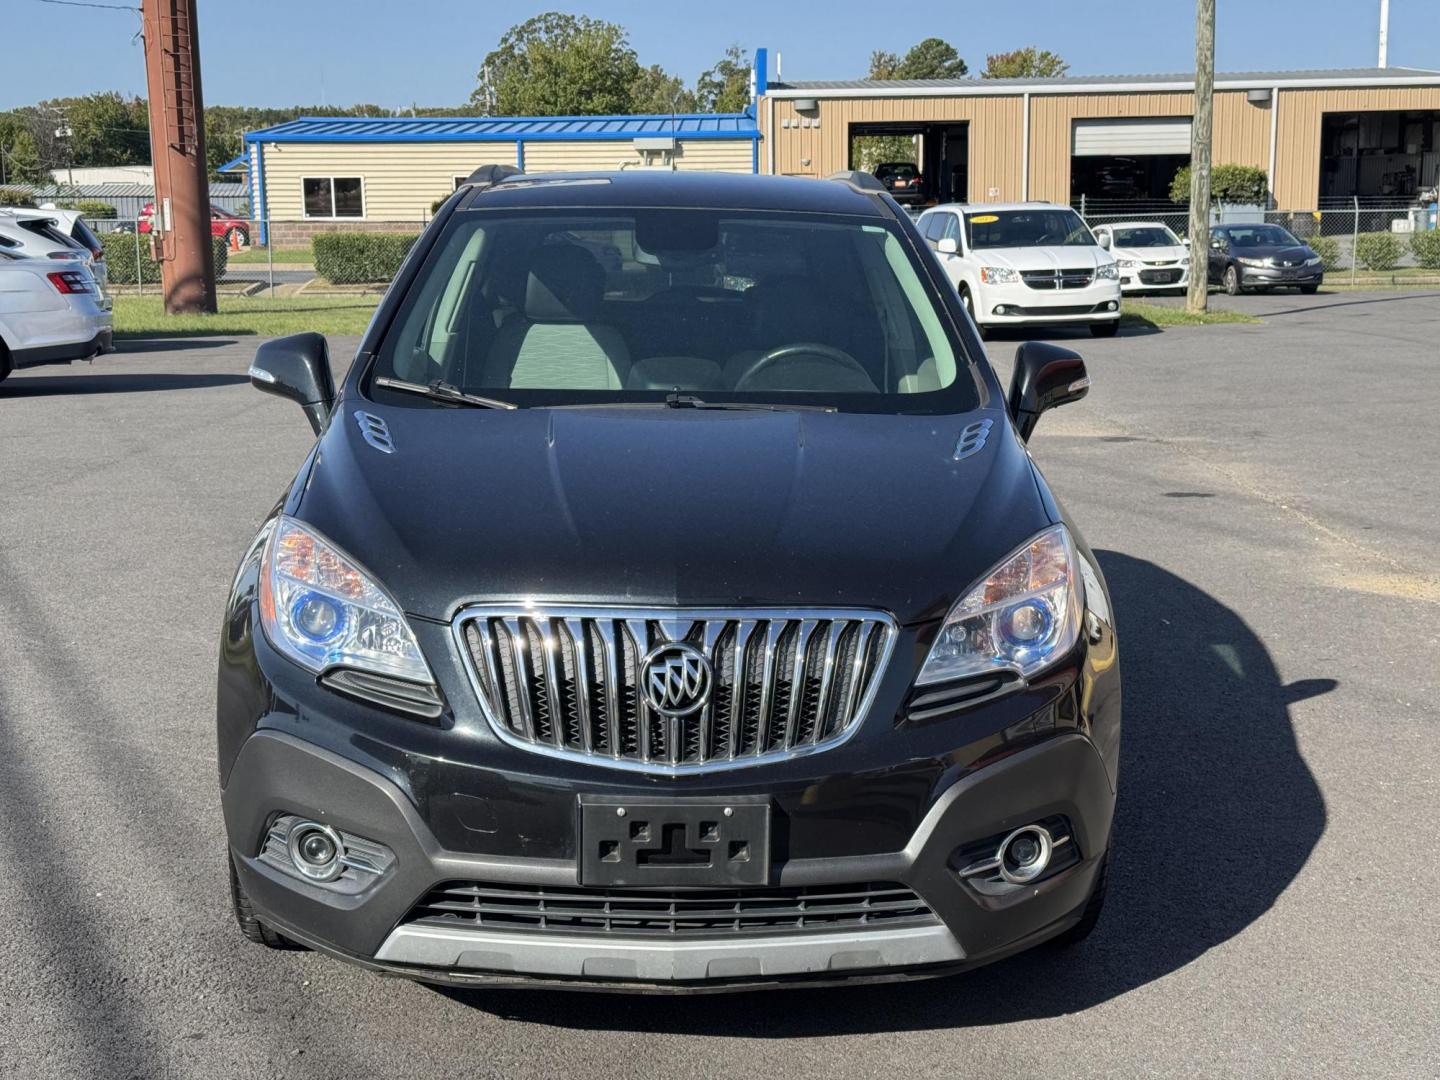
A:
[867,50,902,80]
[982,47,1070,79]
[471,13,642,116]
[0,113,44,185]
[631,64,697,114]
[894,37,968,79]
[694,46,751,112]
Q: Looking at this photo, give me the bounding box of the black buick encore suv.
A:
[220,167,1120,992]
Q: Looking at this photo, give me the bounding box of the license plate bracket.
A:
[578,795,772,888]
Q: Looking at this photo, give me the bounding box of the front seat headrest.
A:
[525,243,606,323]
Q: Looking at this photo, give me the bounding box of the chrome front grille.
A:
[405,880,936,937]
[1021,268,1094,290]
[453,606,896,772]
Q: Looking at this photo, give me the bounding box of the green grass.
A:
[113,295,379,338]
[1120,300,1260,328]
[226,246,313,264]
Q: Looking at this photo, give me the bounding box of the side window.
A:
[921,213,947,246]
[940,214,961,245]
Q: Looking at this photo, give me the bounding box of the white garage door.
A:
[1072,118,1192,156]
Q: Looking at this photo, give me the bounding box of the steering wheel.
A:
[733,342,871,391]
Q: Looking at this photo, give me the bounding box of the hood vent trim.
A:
[954,418,993,461]
[354,411,395,454]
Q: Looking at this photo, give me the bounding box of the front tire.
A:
[1223,265,1243,296]
[0,342,11,384]
[1300,284,1319,294]
[960,287,988,339]
[225,227,249,248]
[229,857,296,949]
[1090,320,1119,338]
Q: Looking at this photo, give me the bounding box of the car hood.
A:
[972,246,1110,271]
[1233,244,1315,263]
[1113,244,1187,263]
[294,401,1052,625]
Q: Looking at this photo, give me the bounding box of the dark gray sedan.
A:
[1207,223,1324,295]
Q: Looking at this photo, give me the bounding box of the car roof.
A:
[1099,221,1180,230]
[462,170,890,217]
[924,202,1066,214]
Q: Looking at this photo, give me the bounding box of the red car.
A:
[138,203,250,245]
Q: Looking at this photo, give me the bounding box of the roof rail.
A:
[463,163,523,190]
[826,170,887,194]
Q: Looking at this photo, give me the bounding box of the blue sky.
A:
[5,0,1438,110]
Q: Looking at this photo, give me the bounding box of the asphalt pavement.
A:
[0,291,1436,1078]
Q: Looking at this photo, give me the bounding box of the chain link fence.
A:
[1075,196,1440,281]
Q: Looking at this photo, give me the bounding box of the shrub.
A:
[1353,231,1403,272]
[312,231,417,284]
[100,232,229,285]
[69,199,118,219]
[1409,229,1440,270]
[0,185,36,208]
[1169,163,1270,207]
[1307,234,1341,270]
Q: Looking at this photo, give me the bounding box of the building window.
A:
[453,176,469,191]
[302,177,364,218]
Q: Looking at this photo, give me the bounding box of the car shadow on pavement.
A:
[114,337,245,352]
[0,372,250,396]
[441,551,1331,1032]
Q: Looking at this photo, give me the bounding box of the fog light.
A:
[998,824,1053,884]
[1106,300,1118,311]
[286,820,344,881]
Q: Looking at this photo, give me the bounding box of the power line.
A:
[25,0,138,10]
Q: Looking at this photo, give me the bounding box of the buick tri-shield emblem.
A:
[641,644,713,717]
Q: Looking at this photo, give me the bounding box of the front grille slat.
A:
[457,607,895,772]
[408,880,935,937]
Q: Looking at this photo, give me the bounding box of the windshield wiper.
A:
[663,392,836,413]
[373,376,517,410]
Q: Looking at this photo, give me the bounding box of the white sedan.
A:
[0,251,113,383]
[1091,221,1190,295]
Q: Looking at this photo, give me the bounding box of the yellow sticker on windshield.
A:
[970,214,999,224]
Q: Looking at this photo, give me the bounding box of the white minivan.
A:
[916,203,1121,337]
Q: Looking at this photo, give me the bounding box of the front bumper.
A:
[973,279,1121,325]
[1240,265,1323,287]
[223,726,1115,991]
[1120,266,1189,293]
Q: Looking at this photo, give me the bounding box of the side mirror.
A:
[1097,233,1111,249]
[1007,341,1089,442]
[937,237,958,255]
[249,332,336,435]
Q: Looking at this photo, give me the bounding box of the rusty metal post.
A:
[141,0,216,314]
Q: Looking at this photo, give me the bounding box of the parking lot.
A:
[1,290,1437,1078]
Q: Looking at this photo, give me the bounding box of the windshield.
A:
[372,208,976,413]
[965,209,1095,249]
[1226,225,1301,248]
[1112,225,1179,248]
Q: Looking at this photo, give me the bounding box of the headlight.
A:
[1180,256,1190,266]
[1115,259,1137,269]
[1305,256,1322,267]
[1094,263,1119,279]
[916,525,1082,686]
[259,516,432,684]
[979,266,1020,284]
[1236,257,1266,268]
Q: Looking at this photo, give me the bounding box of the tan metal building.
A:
[757,68,1440,210]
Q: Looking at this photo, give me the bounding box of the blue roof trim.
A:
[243,113,759,144]
[217,154,248,173]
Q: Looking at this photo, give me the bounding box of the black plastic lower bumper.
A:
[223,727,1115,989]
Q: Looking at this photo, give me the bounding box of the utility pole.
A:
[1378,0,1390,67]
[141,0,216,314]
[1186,0,1215,314]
